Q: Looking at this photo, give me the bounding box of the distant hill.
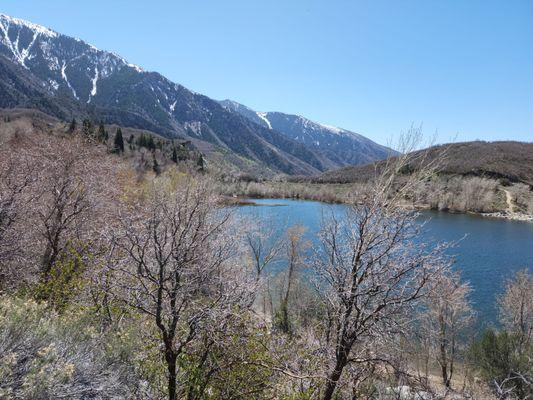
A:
[219,99,395,167]
[310,141,533,186]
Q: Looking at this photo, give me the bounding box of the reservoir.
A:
[235,198,533,328]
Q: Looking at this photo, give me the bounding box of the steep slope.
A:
[0,13,329,175]
[219,99,395,166]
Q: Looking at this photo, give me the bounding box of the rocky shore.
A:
[480,211,533,223]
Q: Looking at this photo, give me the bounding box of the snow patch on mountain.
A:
[88,65,99,102]
[0,13,143,94]
[0,17,40,68]
[111,52,144,72]
[61,61,78,99]
[256,112,272,129]
[319,123,343,135]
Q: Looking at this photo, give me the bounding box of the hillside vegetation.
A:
[1,119,531,399]
[251,141,533,218]
[312,141,533,185]
[0,108,206,174]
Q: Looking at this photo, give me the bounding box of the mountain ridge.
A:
[306,140,533,186]
[0,13,392,175]
[219,99,395,167]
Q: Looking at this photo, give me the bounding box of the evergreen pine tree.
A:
[68,118,77,133]
[147,136,156,151]
[197,154,205,171]
[82,119,94,136]
[136,134,150,149]
[152,153,161,175]
[114,128,124,153]
[171,146,178,163]
[97,122,107,143]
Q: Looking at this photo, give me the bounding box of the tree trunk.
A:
[439,314,450,388]
[440,361,449,389]
[166,350,178,400]
[323,353,348,400]
[42,227,61,279]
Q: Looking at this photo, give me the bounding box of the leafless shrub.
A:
[274,225,308,334]
[29,135,117,279]
[498,269,533,345]
[0,132,120,288]
[421,271,475,389]
[0,143,36,287]
[242,214,285,281]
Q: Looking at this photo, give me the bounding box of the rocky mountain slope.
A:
[219,99,395,166]
[0,13,346,175]
[0,14,398,175]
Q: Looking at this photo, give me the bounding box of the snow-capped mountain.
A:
[0,13,393,174]
[219,100,394,166]
[0,13,334,175]
[0,14,140,103]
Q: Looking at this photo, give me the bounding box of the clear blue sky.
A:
[2,1,533,145]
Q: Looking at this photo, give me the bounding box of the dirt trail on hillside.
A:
[503,189,515,214]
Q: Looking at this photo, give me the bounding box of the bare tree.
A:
[310,131,451,399]
[0,144,35,275]
[109,177,254,400]
[422,270,474,389]
[243,214,284,281]
[498,269,533,346]
[1,133,117,284]
[35,138,93,277]
[276,225,307,334]
[242,214,285,315]
[1,132,115,287]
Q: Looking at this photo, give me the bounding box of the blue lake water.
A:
[235,198,533,328]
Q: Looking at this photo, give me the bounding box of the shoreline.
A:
[479,211,533,223]
[224,194,533,223]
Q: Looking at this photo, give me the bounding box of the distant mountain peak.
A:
[0,13,58,39]
[0,13,143,74]
[218,99,395,167]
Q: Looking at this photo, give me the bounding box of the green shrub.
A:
[33,244,89,311]
[469,329,532,399]
[172,315,277,399]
